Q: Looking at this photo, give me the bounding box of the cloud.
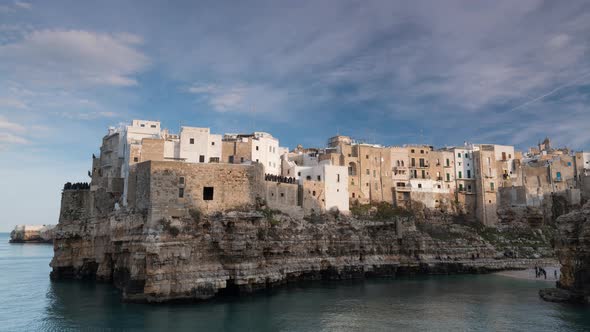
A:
[0,116,28,146]
[0,29,150,88]
[14,1,31,10]
[0,116,25,132]
[0,97,27,109]
[187,84,290,115]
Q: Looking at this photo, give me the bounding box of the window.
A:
[418,184,422,188]
[179,177,185,185]
[317,175,321,181]
[199,155,205,163]
[373,170,376,177]
[446,158,450,166]
[140,124,145,127]
[411,149,415,153]
[306,176,311,180]
[211,142,215,146]
[421,170,426,179]
[411,158,416,167]
[420,150,424,154]
[458,171,462,179]
[190,138,195,144]
[459,184,463,190]
[178,188,184,198]
[366,155,369,159]
[240,157,244,162]
[256,146,259,151]
[203,187,214,200]
[352,193,355,198]
[256,159,259,162]
[209,157,219,163]
[298,172,301,176]
[467,170,471,178]
[437,185,441,189]
[467,185,472,191]
[269,146,272,152]
[337,174,340,182]
[280,193,284,197]
[366,169,370,175]
[133,157,139,162]
[348,162,357,176]
[150,125,156,128]
[229,156,234,163]
[312,191,316,196]
[446,173,450,181]
[490,182,494,191]
[419,158,425,167]
[458,153,461,158]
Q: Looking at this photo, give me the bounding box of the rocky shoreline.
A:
[9,225,55,244]
[50,191,557,303]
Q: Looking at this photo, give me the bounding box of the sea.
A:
[1,232,590,332]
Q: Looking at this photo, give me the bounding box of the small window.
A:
[199,155,205,163]
[178,188,184,198]
[312,191,316,196]
[411,149,415,153]
[203,187,214,200]
[420,150,424,154]
[418,184,422,188]
[306,176,311,180]
[317,175,321,181]
[229,156,234,163]
[366,155,369,159]
[133,157,139,162]
[298,172,301,176]
[352,193,355,198]
[256,146,259,151]
[458,153,461,158]
[140,124,145,127]
[280,193,284,197]
[366,169,370,175]
[337,174,340,182]
[190,138,195,144]
[150,125,156,128]
[179,177,185,185]
[211,142,215,146]
[240,157,244,162]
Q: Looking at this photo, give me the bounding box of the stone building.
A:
[322,136,393,204]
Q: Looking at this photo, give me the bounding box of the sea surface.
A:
[1,232,590,332]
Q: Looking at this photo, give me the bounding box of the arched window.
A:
[348,162,357,176]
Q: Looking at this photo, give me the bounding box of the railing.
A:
[265,174,297,184]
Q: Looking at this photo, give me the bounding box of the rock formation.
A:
[50,190,555,303]
[10,225,55,243]
[540,202,590,304]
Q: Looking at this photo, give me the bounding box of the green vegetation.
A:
[158,217,180,237]
[188,208,202,223]
[350,202,412,221]
[259,208,282,226]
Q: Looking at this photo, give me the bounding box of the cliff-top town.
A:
[87,119,590,226]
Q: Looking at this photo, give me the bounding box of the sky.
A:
[1,0,590,231]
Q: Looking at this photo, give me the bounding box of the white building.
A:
[178,127,222,163]
[282,155,349,212]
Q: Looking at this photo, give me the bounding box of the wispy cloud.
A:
[187,83,290,115]
[0,29,150,88]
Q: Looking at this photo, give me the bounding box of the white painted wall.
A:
[251,132,282,175]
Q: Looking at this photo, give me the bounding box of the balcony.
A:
[436,176,443,181]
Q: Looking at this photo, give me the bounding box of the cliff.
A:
[9,225,55,243]
[540,202,590,304]
[51,191,555,303]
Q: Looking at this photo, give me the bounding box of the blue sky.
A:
[1,0,590,230]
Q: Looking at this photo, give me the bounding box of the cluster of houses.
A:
[89,120,590,226]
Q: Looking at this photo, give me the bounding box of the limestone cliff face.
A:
[541,202,590,303]
[50,191,555,303]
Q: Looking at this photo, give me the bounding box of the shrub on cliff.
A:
[351,202,412,221]
[159,218,180,237]
[189,208,202,223]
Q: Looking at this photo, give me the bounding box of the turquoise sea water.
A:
[2,232,590,332]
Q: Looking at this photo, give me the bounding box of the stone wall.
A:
[134,161,266,225]
[265,181,300,212]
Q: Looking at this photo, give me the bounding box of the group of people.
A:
[535,266,558,280]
